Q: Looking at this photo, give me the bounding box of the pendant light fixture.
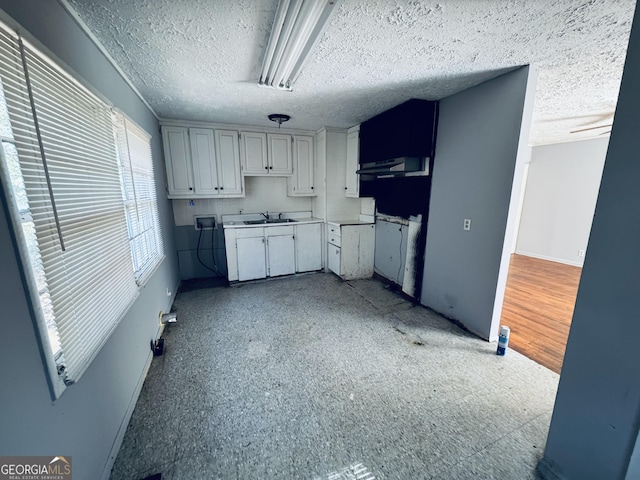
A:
[268,113,291,128]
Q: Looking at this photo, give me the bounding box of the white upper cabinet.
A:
[162,126,194,196]
[215,129,243,196]
[345,125,360,198]
[288,135,315,197]
[240,132,268,174]
[268,133,293,174]
[189,128,218,195]
[161,125,244,198]
[242,132,293,176]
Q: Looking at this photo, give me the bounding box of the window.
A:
[114,113,164,285]
[0,24,162,399]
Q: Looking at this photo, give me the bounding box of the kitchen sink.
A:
[243,218,297,225]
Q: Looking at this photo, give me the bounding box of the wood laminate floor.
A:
[500,254,582,374]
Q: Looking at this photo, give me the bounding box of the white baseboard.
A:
[515,250,583,267]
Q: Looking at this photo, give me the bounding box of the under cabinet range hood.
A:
[356,156,428,178]
[358,99,438,179]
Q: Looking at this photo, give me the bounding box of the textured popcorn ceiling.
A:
[66,0,636,145]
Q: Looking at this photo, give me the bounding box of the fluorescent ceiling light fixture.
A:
[259,0,341,91]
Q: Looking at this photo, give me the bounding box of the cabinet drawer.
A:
[328,234,341,247]
[235,227,265,238]
[327,224,341,237]
[266,225,294,236]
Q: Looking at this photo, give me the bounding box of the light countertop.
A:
[223,217,323,228]
[222,211,323,228]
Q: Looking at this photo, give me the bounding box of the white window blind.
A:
[0,25,140,396]
[114,113,164,284]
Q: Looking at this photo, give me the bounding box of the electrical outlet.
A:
[195,216,216,230]
[578,249,585,257]
[463,218,471,231]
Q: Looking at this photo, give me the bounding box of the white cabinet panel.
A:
[346,126,360,198]
[189,128,218,195]
[374,220,408,285]
[267,234,296,277]
[240,132,268,174]
[328,244,341,275]
[295,223,322,272]
[215,129,243,196]
[288,135,315,196]
[162,126,193,195]
[237,237,266,281]
[268,133,293,175]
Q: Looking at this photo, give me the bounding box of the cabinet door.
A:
[268,133,293,175]
[267,234,295,277]
[162,126,193,196]
[215,130,243,196]
[189,128,219,195]
[240,132,268,175]
[345,127,360,197]
[237,237,266,281]
[328,243,341,276]
[288,135,315,196]
[295,223,322,272]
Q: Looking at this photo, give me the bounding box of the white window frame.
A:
[113,112,165,285]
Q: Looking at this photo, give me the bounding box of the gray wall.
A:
[420,66,532,340]
[175,224,227,279]
[541,3,640,479]
[0,2,179,479]
[516,138,608,267]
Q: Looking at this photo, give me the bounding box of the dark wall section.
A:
[365,176,431,218]
[175,225,227,279]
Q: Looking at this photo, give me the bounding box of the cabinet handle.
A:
[344,187,347,190]
[265,166,268,170]
[215,187,218,190]
[311,186,314,189]
[269,166,273,169]
[189,187,193,191]
[220,187,224,190]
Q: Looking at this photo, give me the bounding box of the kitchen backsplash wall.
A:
[172,176,313,227]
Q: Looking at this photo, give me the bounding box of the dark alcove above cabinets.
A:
[359,99,439,165]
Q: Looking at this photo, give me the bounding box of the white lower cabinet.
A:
[295,223,322,272]
[237,236,267,281]
[267,231,296,277]
[327,223,375,280]
[225,222,323,282]
[327,243,341,276]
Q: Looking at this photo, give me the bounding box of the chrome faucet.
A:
[261,211,270,220]
[278,212,283,219]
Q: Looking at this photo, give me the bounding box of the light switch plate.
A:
[463,219,471,231]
